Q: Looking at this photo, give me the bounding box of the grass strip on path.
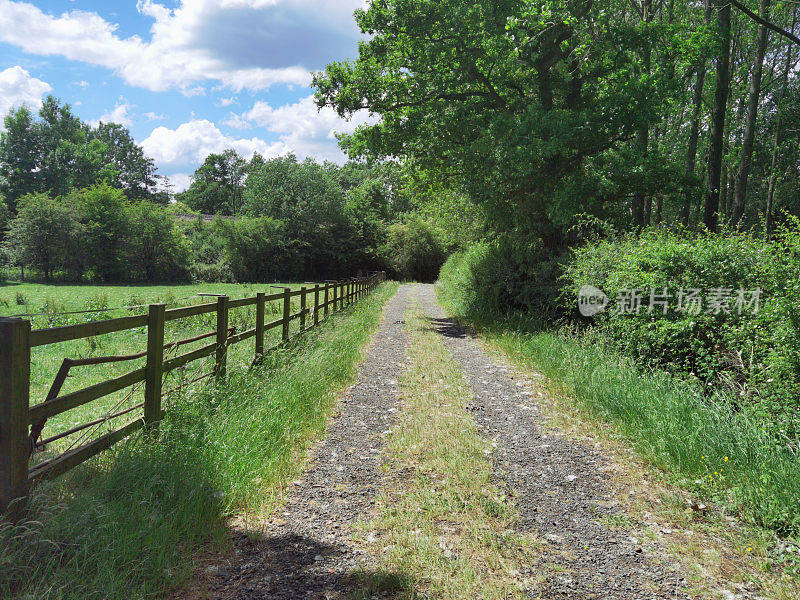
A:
[0,282,399,600]
[354,305,541,600]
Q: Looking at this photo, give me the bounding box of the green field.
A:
[0,281,315,460]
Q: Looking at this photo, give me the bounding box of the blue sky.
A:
[0,0,373,191]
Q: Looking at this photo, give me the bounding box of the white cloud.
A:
[75,80,89,88]
[141,119,287,170]
[237,95,377,162]
[165,173,193,193]
[216,96,237,107]
[144,111,166,121]
[94,102,133,128]
[0,0,363,93]
[222,113,252,130]
[0,66,51,126]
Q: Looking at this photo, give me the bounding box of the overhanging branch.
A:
[729,0,800,48]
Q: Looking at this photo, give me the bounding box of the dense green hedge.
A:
[562,227,800,438]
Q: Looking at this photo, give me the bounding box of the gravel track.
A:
[193,284,411,600]
[417,283,691,600]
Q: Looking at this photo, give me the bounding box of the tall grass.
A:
[437,258,800,537]
[0,282,398,600]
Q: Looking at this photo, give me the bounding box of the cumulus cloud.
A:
[236,95,377,161]
[141,119,287,170]
[216,96,237,107]
[165,173,193,193]
[0,66,51,125]
[144,111,166,121]
[0,0,364,93]
[94,102,133,128]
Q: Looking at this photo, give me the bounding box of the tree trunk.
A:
[731,0,771,227]
[765,10,796,238]
[704,0,732,232]
[682,65,707,226]
[634,0,654,230]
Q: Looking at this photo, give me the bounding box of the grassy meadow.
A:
[0,281,318,458]
[0,280,398,599]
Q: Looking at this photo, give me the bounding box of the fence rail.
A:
[0,273,385,516]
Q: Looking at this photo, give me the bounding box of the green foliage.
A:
[314,0,683,248]
[126,202,191,281]
[563,227,800,437]
[0,96,163,210]
[437,238,565,318]
[72,183,130,282]
[380,219,447,282]
[177,149,246,215]
[2,192,84,280]
[3,187,191,282]
[92,123,164,202]
[216,216,287,282]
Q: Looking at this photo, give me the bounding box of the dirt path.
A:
[416,283,690,600]
[184,283,696,599]
[194,284,411,600]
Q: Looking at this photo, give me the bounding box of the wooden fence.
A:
[0,273,385,515]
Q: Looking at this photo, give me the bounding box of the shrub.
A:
[126,201,190,281]
[436,238,564,319]
[380,219,447,282]
[3,192,85,280]
[562,226,800,437]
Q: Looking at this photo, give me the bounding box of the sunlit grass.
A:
[0,281,321,454]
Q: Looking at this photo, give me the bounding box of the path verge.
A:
[179,283,411,600]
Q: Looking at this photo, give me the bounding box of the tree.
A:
[314,0,670,248]
[0,106,39,212]
[127,202,190,281]
[244,154,351,276]
[381,218,447,282]
[0,96,164,208]
[178,149,246,215]
[92,123,163,202]
[3,192,83,280]
[73,182,130,281]
[35,96,110,196]
[704,0,733,232]
[0,194,8,233]
[731,0,771,227]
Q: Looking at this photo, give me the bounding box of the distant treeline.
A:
[0,97,449,283]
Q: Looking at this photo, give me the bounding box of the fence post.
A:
[144,304,166,427]
[300,286,307,331]
[255,292,265,362]
[215,295,229,379]
[332,282,338,313]
[0,318,30,518]
[314,285,320,327]
[282,287,291,342]
[324,283,330,318]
